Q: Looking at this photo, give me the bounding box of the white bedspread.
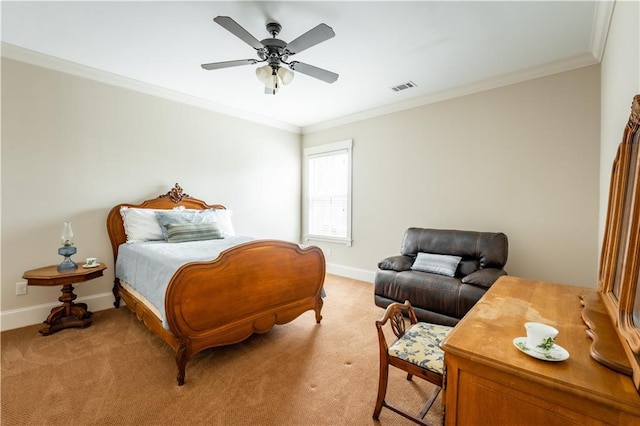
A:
[115,236,253,327]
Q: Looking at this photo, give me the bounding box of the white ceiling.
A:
[1,1,607,133]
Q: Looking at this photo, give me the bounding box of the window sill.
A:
[303,235,352,247]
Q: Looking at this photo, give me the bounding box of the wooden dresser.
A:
[441,94,640,425]
[441,276,640,425]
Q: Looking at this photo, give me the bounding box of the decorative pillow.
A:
[120,207,165,243]
[160,208,235,237]
[165,222,224,243]
[155,209,218,240]
[411,252,462,277]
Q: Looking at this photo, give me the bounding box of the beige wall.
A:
[304,66,601,287]
[1,58,301,320]
[5,2,636,328]
[599,0,640,248]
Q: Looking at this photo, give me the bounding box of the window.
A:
[303,139,352,246]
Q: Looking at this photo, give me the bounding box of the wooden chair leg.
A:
[417,386,441,419]
[373,361,389,419]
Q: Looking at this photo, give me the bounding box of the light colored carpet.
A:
[1,275,442,425]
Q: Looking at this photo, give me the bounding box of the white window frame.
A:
[303,139,353,246]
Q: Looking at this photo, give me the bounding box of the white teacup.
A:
[525,322,558,353]
[85,257,98,267]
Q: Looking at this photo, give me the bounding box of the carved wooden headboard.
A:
[105,183,226,262]
[596,95,640,391]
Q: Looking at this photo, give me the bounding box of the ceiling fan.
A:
[201,16,339,95]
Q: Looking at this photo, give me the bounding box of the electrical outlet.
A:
[326,248,332,257]
[16,282,28,296]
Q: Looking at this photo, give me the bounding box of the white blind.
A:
[308,149,349,239]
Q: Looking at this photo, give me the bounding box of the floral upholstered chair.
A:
[373,300,452,425]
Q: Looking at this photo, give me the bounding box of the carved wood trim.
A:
[590,94,640,391]
[159,183,190,203]
[581,292,632,376]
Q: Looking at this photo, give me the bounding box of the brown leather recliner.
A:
[374,228,508,326]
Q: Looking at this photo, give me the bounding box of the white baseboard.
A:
[326,262,375,283]
[0,292,116,332]
[1,264,373,332]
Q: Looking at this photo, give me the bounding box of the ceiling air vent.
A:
[391,81,417,92]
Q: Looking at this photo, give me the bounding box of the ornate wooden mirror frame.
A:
[596,94,640,391]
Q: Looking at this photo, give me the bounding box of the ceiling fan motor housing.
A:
[266,22,282,37]
[260,38,288,67]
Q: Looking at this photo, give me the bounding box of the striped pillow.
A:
[164,222,224,243]
[411,252,462,277]
[155,209,218,240]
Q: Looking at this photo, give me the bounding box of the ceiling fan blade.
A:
[201,59,258,70]
[286,23,335,54]
[214,16,263,50]
[289,61,339,84]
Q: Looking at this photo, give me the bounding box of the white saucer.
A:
[82,263,100,268]
[513,337,569,361]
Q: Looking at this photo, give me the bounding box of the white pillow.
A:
[214,209,235,237]
[411,252,462,277]
[120,206,184,243]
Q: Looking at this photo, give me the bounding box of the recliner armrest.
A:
[461,268,507,289]
[378,255,414,272]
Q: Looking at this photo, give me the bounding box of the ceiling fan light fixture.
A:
[256,65,293,94]
[256,65,283,91]
[255,65,272,85]
[278,67,294,85]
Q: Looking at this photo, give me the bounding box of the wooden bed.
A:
[106,184,326,385]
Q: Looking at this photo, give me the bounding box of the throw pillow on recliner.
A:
[411,252,462,277]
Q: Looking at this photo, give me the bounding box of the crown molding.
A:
[0,42,302,134]
[302,53,599,135]
[303,0,611,135]
[590,0,615,62]
[2,34,603,138]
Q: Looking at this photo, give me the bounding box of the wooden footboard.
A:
[107,184,326,385]
[167,239,325,385]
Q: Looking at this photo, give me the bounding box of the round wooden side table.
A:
[22,263,107,335]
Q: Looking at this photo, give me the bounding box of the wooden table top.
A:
[23,263,107,286]
[441,275,640,412]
